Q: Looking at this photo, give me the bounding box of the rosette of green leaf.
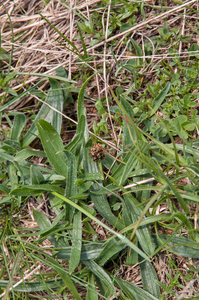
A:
[76,74,125,230]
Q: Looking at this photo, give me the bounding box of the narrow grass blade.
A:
[77,23,88,58]
[38,13,80,55]
[64,133,83,152]
[0,80,43,113]
[77,73,97,121]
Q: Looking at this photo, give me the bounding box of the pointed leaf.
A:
[36,120,68,177]
[69,210,82,274]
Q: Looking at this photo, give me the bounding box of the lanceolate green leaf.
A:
[36,120,68,177]
[152,234,199,258]
[11,184,64,197]
[48,78,64,134]
[86,272,98,300]
[83,260,116,298]
[69,210,82,274]
[114,276,159,300]
[11,113,26,141]
[14,149,46,161]
[139,259,161,298]
[39,254,83,300]
[150,82,171,117]
[0,279,64,292]
[95,237,126,266]
[33,209,58,247]
[85,153,124,231]
[124,193,155,256]
[30,165,44,185]
[55,243,103,260]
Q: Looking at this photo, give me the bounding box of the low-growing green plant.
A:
[1,73,199,299]
[1,1,199,298]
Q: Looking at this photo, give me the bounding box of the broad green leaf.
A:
[33,209,66,248]
[95,237,126,266]
[48,78,64,134]
[30,165,44,185]
[36,120,68,177]
[139,259,160,298]
[83,260,116,298]
[124,193,155,256]
[0,150,14,162]
[83,144,124,231]
[11,184,64,197]
[152,234,199,258]
[33,209,58,247]
[41,255,83,300]
[126,246,138,266]
[86,272,98,300]
[55,243,103,260]
[7,161,18,190]
[14,149,46,161]
[20,75,73,148]
[150,82,171,117]
[114,276,159,300]
[69,210,82,274]
[11,113,26,141]
[0,278,64,292]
